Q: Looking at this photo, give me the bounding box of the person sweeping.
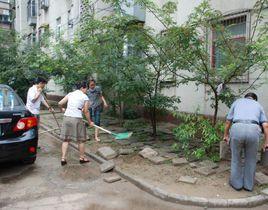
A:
[58,81,94,166]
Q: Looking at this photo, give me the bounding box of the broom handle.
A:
[42,93,61,130]
[82,119,112,134]
[93,124,112,134]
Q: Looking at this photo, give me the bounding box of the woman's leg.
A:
[78,142,90,163]
[94,109,101,142]
[61,141,69,160]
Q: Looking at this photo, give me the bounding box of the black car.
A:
[0,84,38,164]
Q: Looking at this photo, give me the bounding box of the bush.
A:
[123,119,147,131]
[123,108,140,120]
[173,112,224,161]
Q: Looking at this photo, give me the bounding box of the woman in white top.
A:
[58,81,94,166]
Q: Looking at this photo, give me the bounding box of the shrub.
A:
[173,112,224,161]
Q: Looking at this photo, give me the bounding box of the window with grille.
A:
[56,17,61,39]
[211,15,249,83]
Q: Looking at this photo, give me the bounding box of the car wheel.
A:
[22,157,36,164]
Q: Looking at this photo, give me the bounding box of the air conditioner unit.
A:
[41,0,49,10]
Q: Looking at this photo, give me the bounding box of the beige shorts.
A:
[60,116,87,142]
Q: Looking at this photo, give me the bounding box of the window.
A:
[27,0,37,19]
[211,15,249,83]
[0,15,10,23]
[56,17,61,39]
[67,10,74,40]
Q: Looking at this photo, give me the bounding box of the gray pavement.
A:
[0,128,202,210]
[1,114,268,209]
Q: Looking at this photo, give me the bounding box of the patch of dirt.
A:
[115,155,259,199]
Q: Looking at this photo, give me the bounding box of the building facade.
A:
[14,0,268,118]
[150,0,268,118]
[0,0,14,30]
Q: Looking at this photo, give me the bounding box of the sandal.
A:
[61,158,67,166]
[95,137,101,142]
[79,157,90,164]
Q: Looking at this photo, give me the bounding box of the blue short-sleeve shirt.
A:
[227,98,268,124]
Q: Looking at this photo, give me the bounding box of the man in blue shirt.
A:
[224,92,268,191]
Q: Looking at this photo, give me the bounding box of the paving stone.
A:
[100,161,115,173]
[161,153,177,160]
[147,156,166,165]
[104,175,121,183]
[115,140,131,146]
[217,166,230,173]
[97,147,117,160]
[102,139,113,143]
[220,140,231,160]
[178,176,197,184]
[131,142,145,148]
[172,158,188,166]
[189,162,198,168]
[194,167,216,176]
[118,148,134,155]
[143,141,155,146]
[261,188,268,195]
[255,172,268,185]
[199,160,219,169]
[139,147,158,159]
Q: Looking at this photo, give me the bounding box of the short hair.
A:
[76,81,88,89]
[36,77,48,84]
[245,92,258,101]
[89,79,96,84]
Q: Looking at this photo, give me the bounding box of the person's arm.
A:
[28,87,42,103]
[224,120,232,144]
[83,101,94,126]
[41,95,54,112]
[58,95,68,113]
[262,122,268,151]
[101,95,108,108]
[223,100,236,144]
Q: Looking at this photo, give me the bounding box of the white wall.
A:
[145,0,268,117]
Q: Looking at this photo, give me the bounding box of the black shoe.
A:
[229,183,242,191]
[61,159,67,166]
[243,187,253,192]
[79,158,90,164]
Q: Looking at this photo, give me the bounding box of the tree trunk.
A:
[213,91,219,126]
[150,106,157,139]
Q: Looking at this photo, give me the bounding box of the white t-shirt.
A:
[26,85,45,115]
[64,90,89,118]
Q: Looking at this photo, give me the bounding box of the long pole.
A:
[42,93,61,131]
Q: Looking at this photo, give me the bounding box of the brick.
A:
[97,147,117,160]
[104,175,121,183]
[172,158,188,166]
[178,176,197,184]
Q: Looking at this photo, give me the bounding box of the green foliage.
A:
[173,112,224,160]
[123,108,140,119]
[123,119,147,131]
[0,29,53,101]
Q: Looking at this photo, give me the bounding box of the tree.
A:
[77,0,181,137]
[168,0,268,125]
[0,29,53,101]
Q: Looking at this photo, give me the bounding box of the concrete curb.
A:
[39,123,268,208]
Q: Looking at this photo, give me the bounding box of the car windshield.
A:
[0,87,24,111]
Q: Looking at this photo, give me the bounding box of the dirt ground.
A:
[40,111,268,200]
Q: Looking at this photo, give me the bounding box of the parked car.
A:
[0,84,38,164]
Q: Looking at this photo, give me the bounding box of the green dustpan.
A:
[94,125,133,140]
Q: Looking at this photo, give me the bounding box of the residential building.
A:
[14,0,268,118]
[151,0,268,118]
[0,0,14,30]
